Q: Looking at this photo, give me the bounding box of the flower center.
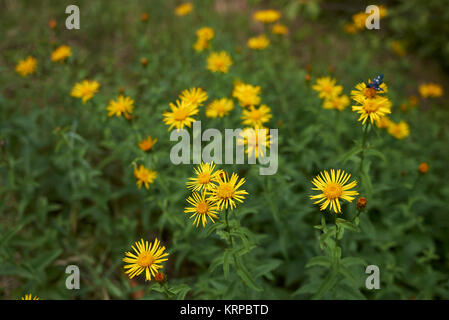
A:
[322,84,332,93]
[323,182,343,199]
[174,108,189,121]
[217,183,234,199]
[197,172,211,184]
[250,109,261,121]
[363,100,380,113]
[137,252,154,267]
[196,202,209,214]
[363,87,377,99]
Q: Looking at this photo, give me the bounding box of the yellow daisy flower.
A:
[241,105,272,128]
[387,120,410,139]
[70,80,100,104]
[123,238,169,281]
[175,2,193,16]
[134,164,157,190]
[375,116,392,129]
[20,294,39,300]
[351,81,388,101]
[207,172,248,211]
[15,56,37,77]
[207,51,233,74]
[196,27,214,41]
[237,127,271,159]
[253,9,281,24]
[162,99,198,131]
[193,38,210,52]
[179,87,208,108]
[247,34,270,50]
[138,136,157,152]
[322,95,350,111]
[352,96,392,124]
[184,191,219,227]
[312,77,343,100]
[419,83,443,98]
[352,12,368,30]
[310,169,359,214]
[51,45,72,63]
[187,162,221,191]
[272,23,288,35]
[232,83,261,107]
[107,95,134,118]
[206,98,234,118]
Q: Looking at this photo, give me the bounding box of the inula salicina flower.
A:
[186,162,221,192]
[253,9,281,24]
[207,172,248,211]
[419,83,443,98]
[247,35,270,50]
[233,82,261,107]
[51,45,71,63]
[15,56,37,77]
[123,238,169,281]
[71,80,100,104]
[206,51,233,74]
[237,127,271,159]
[241,105,272,128]
[184,191,219,227]
[387,120,410,139]
[138,136,157,152]
[312,77,343,100]
[179,87,208,108]
[175,2,193,16]
[20,294,39,300]
[107,95,134,118]
[206,98,234,118]
[162,99,198,131]
[310,169,359,214]
[134,164,157,190]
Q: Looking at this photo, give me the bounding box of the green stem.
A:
[359,123,369,174]
[334,214,339,251]
[225,208,233,247]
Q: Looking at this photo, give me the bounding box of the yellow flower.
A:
[387,120,410,139]
[51,45,72,62]
[312,77,343,100]
[134,164,157,189]
[322,95,350,111]
[207,172,248,211]
[419,83,443,98]
[187,162,221,192]
[185,191,219,227]
[375,116,391,129]
[379,5,388,18]
[162,99,198,131]
[241,104,272,128]
[207,51,233,73]
[138,136,157,151]
[179,87,208,108]
[70,80,100,104]
[206,98,234,118]
[391,40,406,57]
[21,294,39,300]
[196,27,214,41]
[351,81,388,101]
[232,83,261,107]
[344,23,358,34]
[15,56,37,77]
[123,238,168,281]
[310,169,359,214]
[247,35,270,50]
[253,9,281,23]
[352,12,368,30]
[107,95,134,118]
[175,2,193,16]
[352,96,392,124]
[272,23,288,35]
[237,127,271,159]
[193,38,210,52]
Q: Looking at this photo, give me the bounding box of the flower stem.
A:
[225,208,233,247]
[359,123,369,174]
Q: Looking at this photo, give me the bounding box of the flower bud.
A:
[356,197,367,211]
[155,272,165,284]
[418,162,428,174]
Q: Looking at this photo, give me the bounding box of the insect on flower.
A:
[366,74,384,92]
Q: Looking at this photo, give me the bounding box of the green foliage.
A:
[1,0,449,300]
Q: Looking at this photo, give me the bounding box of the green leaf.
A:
[312,271,339,299]
[306,256,332,269]
[235,258,262,292]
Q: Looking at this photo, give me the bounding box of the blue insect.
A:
[366,74,384,91]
